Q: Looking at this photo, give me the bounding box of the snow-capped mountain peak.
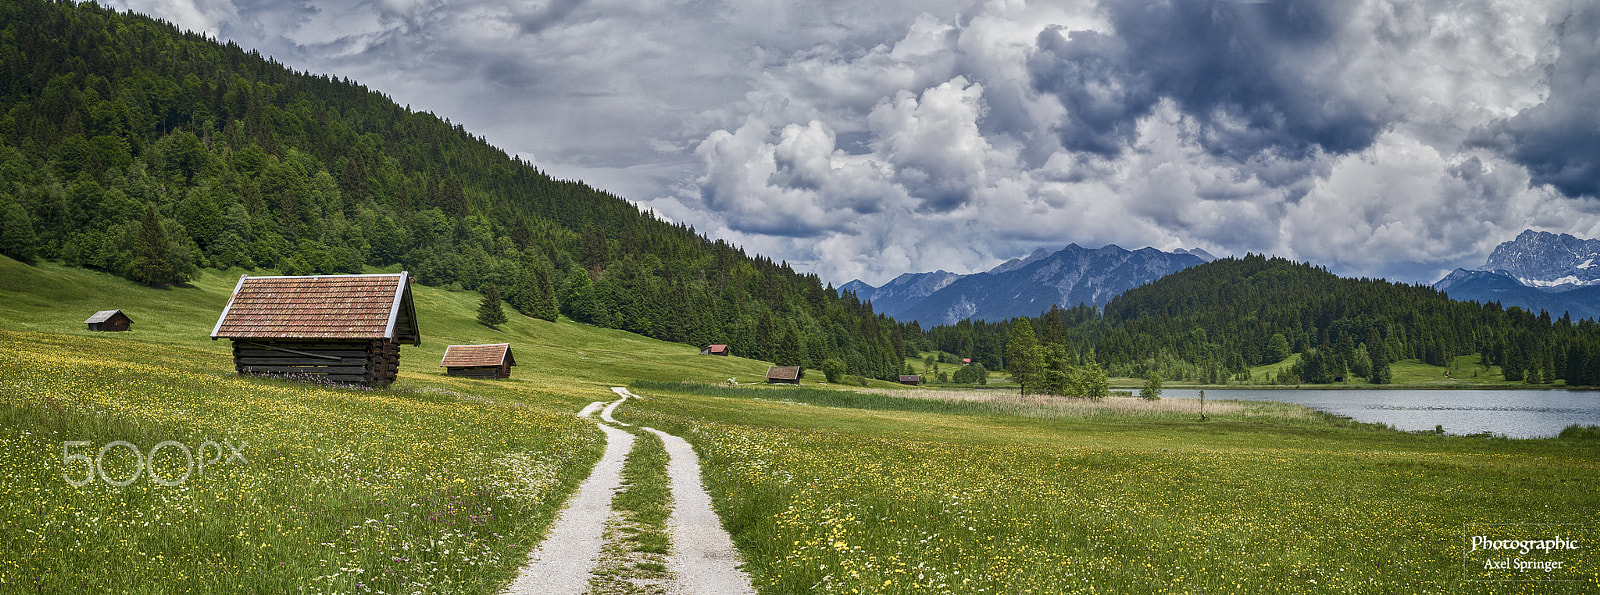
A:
[1483,230,1600,289]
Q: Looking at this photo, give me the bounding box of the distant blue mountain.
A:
[1433,230,1600,320]
[1434,268,1600,320]
[838,279,876,302]
[845,270,961,317]
[844,244,1208,325]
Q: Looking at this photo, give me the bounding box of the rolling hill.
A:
[0,0,910,383]
[0,254,788,388]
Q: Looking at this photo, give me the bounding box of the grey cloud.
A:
[516,0,588,35]
[110,0,1600,288]
[1029,0,1381,161]
[1472,3,1600,197]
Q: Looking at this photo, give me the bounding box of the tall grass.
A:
[620,383,1600,594]
[633,381,1332,425]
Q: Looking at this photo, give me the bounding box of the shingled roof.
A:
[440,344,514,368]
[84,309,128,324]
[210,273,420,344]
[766,366,801,381]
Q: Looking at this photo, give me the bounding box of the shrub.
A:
[951,362,988,385]
[821,359,846,384]
[1558,424,1600,440]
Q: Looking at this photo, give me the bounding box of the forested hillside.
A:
[918,255,1600,387]
[0,0,910,379]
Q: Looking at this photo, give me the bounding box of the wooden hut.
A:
[84,309,132,332]
[701,344,730,356]
[898,375,921,386]
[210,273,420,387]
[440,343,515,379]
[766,366,801,384]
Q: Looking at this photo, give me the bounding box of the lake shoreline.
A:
[925,383,1600,392]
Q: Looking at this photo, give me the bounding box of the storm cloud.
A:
[1473,3,1600,198]
[108,0,1600,287]
[1029,1,1381,159]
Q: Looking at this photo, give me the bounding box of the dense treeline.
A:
[915,255,1600,387]
[0,0,911,380]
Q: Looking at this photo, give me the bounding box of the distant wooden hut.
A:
[440,343,515,379]
[898,375,921,386]
[701,344,730,356]
[84,309,132,332]
[766,366,801,384]
[961,358,971,364]
[210,273,420,387]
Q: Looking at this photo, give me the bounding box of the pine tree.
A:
[560,269,595,323]
[128,205,176,286]
[1076,349,1110,397]
[513,264,559,322]
[776,323,803,367]
[1005,319,1043,396]
[1039,343,1072,395]
[1141,368,1164,400]
[531,266,558,322]
[478,283,507,329]
[0,200,39,264]
[1266,333,1291,363]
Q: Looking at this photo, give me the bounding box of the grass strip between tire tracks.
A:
[587,427,673,594]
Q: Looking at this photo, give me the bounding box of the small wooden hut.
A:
[766,366,800,384]
[440,343,515,379]
[701,344,730,356]
[898,375,921,386]
[84,309,132,332]
[210,273,420,387]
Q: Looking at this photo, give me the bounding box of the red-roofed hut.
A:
[210,273,420,387]
[440,343,515,379]
[701,344,730,356]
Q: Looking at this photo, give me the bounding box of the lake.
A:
[1160,388,1600,439]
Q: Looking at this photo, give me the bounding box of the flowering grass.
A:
[620,384,1600,594]
[5,257,1598,592]
[0,257,778,593]
[0,330,606,593]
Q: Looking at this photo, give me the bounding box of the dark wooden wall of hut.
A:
[444,363,511,379]
[87,317,131,332]
[232,339,402,387]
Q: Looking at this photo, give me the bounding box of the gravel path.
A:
[577,400,606,418]
[603,387,634,425]
[503,389,753,595]
[642,427,757,595]
[503,415,635,594]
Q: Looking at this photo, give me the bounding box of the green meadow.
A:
[2,256,1597,593]
[620,383,1600,594]
[0,257,760,592]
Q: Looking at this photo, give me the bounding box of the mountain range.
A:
[843,244,1212,326]
[1433,230,1600,320]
